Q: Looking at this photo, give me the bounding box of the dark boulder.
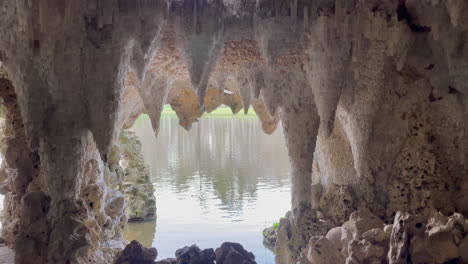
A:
[215,242,256,264]
[114,240,158,264]
[155,258,177,264]
[175,244,215,264]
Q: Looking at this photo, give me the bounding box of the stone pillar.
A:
[0,1,168,263]
[281,106,319,210]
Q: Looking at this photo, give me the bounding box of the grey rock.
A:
[262,225,278,246]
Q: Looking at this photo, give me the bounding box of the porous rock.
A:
[119,131,157,222]
[1,1,468,264]
[306,236,345,264]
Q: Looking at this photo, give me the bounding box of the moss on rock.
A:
[118,131,156,222]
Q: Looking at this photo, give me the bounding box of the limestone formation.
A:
[0,0,467,263]
[119,131,157,221]
[387,211,468,264]
[318,185,355,226]
[306,236,345,264]
[291,210,468,264]
[275,207,333,263]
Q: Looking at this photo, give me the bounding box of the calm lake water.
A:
[124,111,291,263]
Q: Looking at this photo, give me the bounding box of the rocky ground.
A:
[277,208,468,264]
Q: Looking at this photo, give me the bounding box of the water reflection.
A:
[123,220,157,247]
[125,111,291,263]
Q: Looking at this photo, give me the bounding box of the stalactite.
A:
[222,78,243,114]
[2,1,468,264]
[247,65,265,100]
[252,99,279,134]
[260,67,281,117]
[237,68,253,115]
[214,71,227,94]
[167,78,203,131]
[137,71,172,137]
[204,81,224,113]
[174,0,225,110]
[305,14,349,137]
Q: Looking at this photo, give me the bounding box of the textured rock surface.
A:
[292,210,468,264]
[306,236,344,264]
[0,0,467,263]
[275,207,333,263]
[262,224,278,247]
[0,77,33,248]
[119,131,156,221]
[387,211,468,264]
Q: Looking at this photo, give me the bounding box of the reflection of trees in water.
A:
[123,220,157,248]
[131,114,290,215]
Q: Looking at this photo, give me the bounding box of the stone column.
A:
[0,1,167,263]
[281,106,319,210]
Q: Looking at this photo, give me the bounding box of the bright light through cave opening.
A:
[121,105,291,263]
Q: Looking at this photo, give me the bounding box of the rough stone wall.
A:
[0,75,39,251]
[77,134,128,263]
[296,208,468,264]
[276,1,468,263]
[310,0,468,220]
[118,131,156,222]
[0,1,168,263]
[0,74,129,263]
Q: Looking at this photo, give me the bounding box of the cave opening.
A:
[120,105,291,263]
[1,1,468,263]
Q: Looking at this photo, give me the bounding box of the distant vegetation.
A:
[162,104,257,117]
[272,222,279,230]
[133,105,258,128]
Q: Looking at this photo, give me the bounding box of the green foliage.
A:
[118,130,156,221]
[272,222,279,230]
